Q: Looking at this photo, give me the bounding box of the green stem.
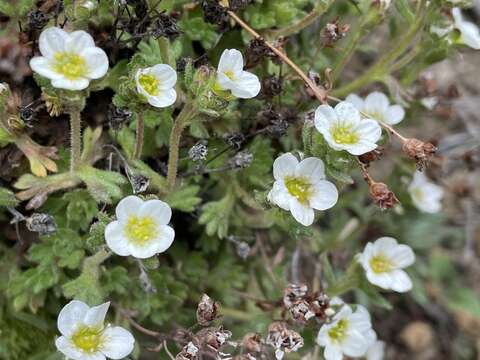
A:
[133,112,144,160]
[332,0,428,97]
[265,0,335,39]
[69,111,82,173]
[221,307,255,321]
[158,37,174,68]
[166,103,197,190]
[326,275,357,297]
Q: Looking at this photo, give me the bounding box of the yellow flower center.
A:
[369,254,394,273]
[53,52,87,80]
[224,70,236,80]
[285,176,312,204]
[125,216,157,245]
[411,187,424,201]
[139,74,159,96]
[328,319,348,342]
[331,124,359,145]
[71,325,103,353]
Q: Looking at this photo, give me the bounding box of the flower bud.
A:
[402,138,437,170]
[197,294,219,326]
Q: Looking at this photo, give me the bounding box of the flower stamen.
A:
[71,325,103,353]
[138,74,160,96]
[331,124,359,145]
[125,216,157,245]
[53,52,87,80]
[369,254,393,273]
[285,176,312,204]
[328,319,348,342]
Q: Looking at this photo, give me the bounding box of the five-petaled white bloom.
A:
[55,300,134,360]
[314,102,382,155]
[267,153,338,226]
[216,49,261,99]
[345,91,405,125]
[408,171,444,213]
[358,237,415,293]
[105,195,175,259]
[317,302,376,360]
[366,340,386,360]
[30,27,109,90]
[135,64,177,108]
[452,8,480,50]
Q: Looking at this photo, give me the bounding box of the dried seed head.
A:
[129,174,150,194]
[368,181,399,210]
[25,213,57,235]
[189,141,209,162]
[245,39,270,68]
[197,294,219,326]
[402,138,437,170]
[176,58,188,72]
[283,283,308,309]
[202,0,229,31]
[228,151,253,169]
[289,300,315,324]
[204,327,232,350]
[321,18,350,47]
[108,104,132,130]
[242,333,263,354]
[266,322,304,357]
[176,341,199,360]
[261,76,283,98]
[235,241,251,259]
[223,133,245,149]
[18,106,35,125]
[28,9,49,30]
[228,0,251,11]
[151,12,181,40]
[308,292,330,321]
[358,148,384,166]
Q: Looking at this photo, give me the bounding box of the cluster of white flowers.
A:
[431,7,480,50]
[408,171,444,213]
[55,300,134,360]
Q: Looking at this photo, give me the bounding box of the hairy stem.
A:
[265,0,335,39]
[166,103,197,190]
[133,112,144,160]
[226,9,328,103]
[158,37,174,67]
[69,111,82,173]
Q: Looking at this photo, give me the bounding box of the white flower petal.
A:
[364,92,389,115]
[267,181,291,210]
[83,302,110,328]
[128,238,163,259]
[356,119,382,144]
[309,181,338,211]
[344,140,378,156]
[64,30,96,53]
[459,21,480,49]
[366,270,394,289]
[389,244,415,268]
[218,49,244,76]
[372,237,398,253]
[147,88,177,108]
[39,27,67,57]
[314,104,338,128]
[366,340,386,360]
[51,77,90,90]
[324,344,343,360]
[334,102,361,124]
[384,105,405,125]
[230,71,261,99]
[273,153,298,180]
[349,306,372,332]
[296,157,325,181]
[342,330,370,357]
[345,93,364,110]
[115,195,144,219]
[289,198,314,226]
[217,72,236,91]
[105,221,130,256]
[101,326,135,359]
[150,64,177,90]
[81,47,109,79]
[154,225,175,253]
[390,269,413,292]
[29,57,63,80]
[55,336,87,360]
[139,199,172,225]
[57,300,89,336]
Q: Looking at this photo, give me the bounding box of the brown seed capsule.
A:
[176,341,199,360]
[204,327,232,351]
[358,148,384,166]
[368,181,399,210]
[289,300,315,324]
[283,283,308,309]
[242,333,263,354]
[308,292,330,321]
[197,294,219,326]
[266,322,304,356]
[402,138,437,170]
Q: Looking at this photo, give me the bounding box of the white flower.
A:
[55,300,134,360]
[408,171,444,213]
[314,102,382,155]
[30,27,109,90]
[105,195,175,259]
[0,83,7,94]
[135,64,177,108]
[358,237,415,293]
[317,303,376,360]
[452,8,480,50]
[345,91,405,125]
[366,340,385,360]
[216,49,261,99]
[267,153,338,226]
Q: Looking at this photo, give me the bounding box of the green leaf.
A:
[164,185,202,212]
[199,192,235,239]
[0,187,18,207]
[76,166,127,204]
